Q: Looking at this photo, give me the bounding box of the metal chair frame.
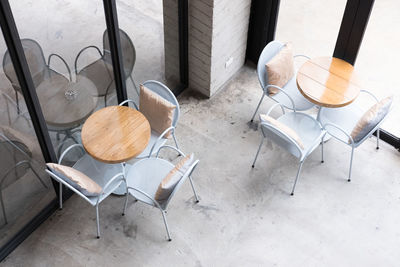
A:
[46,143,126,238]
[74,29,138,106]
[123,145,199,241]
[250,41,314,122]
[318,90,390,182]
[252,103,326,195]
[119,80,181,158]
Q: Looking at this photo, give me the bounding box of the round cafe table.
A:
[81,105,151,194]
[297,57,362,108]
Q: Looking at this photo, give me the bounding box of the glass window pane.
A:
[275,1,347,57]
[0,34,56,247]
[355,0,400,136]
[9,0,116,156]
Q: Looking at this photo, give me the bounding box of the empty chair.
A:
[46,144,126,238]
[74,29,138,106]
[318,90,393,182]
[0,127,48,225]
[252,103,326,195]
[119,80,180,158]
[2,39,71,114]
[123,145,200,241]
[250,41,314,122]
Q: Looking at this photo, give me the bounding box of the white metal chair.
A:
[252,103,326,195]
[46,144,126,238]
[318,90,392,182]
[119,80,181,158]
[123,145,200,241]
[250,40,314,122]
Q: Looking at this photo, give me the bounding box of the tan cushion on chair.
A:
[350,96,393,143]
[260,114,304,150]
[46,163,102,196]
[139,84,176,138]
[155,153,194,202]
[265,43,294,95]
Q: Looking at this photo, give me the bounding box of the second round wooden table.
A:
[297,57,362,108]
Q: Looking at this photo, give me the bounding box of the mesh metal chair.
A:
[250,40,314,122]
[123,145,200,241]
[74,29,138,106]
[119,80,180,159]
[252,102,326,195]
[318,90,392,182]
[2,38,71,114]
[46,144,126,238]
[0,130,48,225]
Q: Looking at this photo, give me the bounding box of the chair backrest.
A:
[257,40,285,90]
[163,159,199,208]
[142,80,180,127]
[2,39,47,90]
[260,122,302,159]
[103,29,136,77]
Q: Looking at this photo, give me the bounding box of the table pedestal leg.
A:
[113,162,128,195]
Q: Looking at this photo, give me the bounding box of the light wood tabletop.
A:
[81,106,151,164]
[36,75,98,128]
[297,57,362,108]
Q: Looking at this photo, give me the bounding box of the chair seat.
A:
[126,158,174,208]
[135,130,167,159]
[73,154,126,205]
[270,74,314,111]
[318,102,365,144]
[77,60,114,97]
[276,112,324,160]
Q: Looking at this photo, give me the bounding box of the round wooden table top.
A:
[36,75,98,128]
[297,57,362,108]
[81,106,151,164]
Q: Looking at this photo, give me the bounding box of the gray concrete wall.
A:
[187,0,251,97]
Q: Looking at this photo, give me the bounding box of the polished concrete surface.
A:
[3,65,400,266]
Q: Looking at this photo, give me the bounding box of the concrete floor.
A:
[3,65,400,266]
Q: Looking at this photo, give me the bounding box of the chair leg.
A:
[59,182,63,210]
[348,147,355,182]
[252,137,264,168]
[376,128,380,150]
[250,92,265,122]
[161,210,172,241]
[188,176,200,203]
[123,192,129,216]
[15,90,20,115]
[129,75,139,97]
[0,190,8,224]
[291,161,304,196]
[321,138,324,163]
[96,204,100,238]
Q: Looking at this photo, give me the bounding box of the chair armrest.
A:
[293,54,311,60]
[47,53,72,81]
[127,186,164,210]
[74,45,103,74]
[323,122,354,146]
[148,126,175,157]
[265,85,297,111]
[58,144,85,164]
[96,172,125,204]
[156,145,186,158]
[119,99,139,110]
[360,89,379,103]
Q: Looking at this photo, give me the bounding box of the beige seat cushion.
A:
[139,84,176,138]
[260,114,304,150]
[265,43,294,95]
[155,153,195,202]
[350,96,393,143]
[47,163,102,196]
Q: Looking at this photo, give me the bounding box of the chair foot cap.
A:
[250,119,253,123]
[321,160,324,163]
[195,200,199,203]
[376,147,379,150]
[122,213,125,216]
[290,192,294,196]
[347,179,351,182]
[168,239,172,242]
[251,165,254,168]
[97,236,100,239]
